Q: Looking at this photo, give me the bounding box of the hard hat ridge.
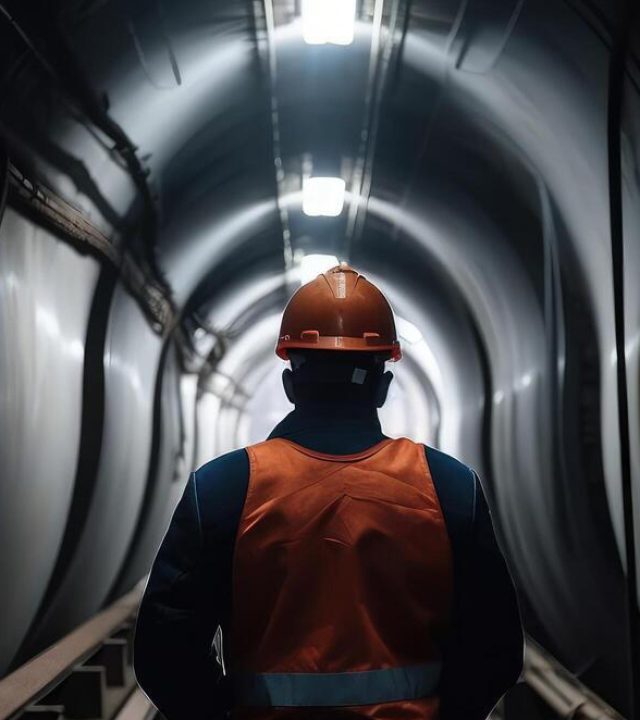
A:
[322,262,359,299]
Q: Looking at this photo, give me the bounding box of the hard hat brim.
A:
[276,337,402,362]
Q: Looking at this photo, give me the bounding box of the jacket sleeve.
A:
[133,473,232,720]
[439,472,524,720]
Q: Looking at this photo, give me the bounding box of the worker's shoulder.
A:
[422,444,478,529]
[194,447,249,485]
[192,448,250,535]
[423,444,476,485]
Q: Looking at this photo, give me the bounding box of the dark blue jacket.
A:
[134,405,524,719]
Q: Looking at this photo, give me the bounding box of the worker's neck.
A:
[269,399,384,453]
[293,400,379,421]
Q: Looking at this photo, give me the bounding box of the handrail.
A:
[524,638,625,720]
[0,584,143,719]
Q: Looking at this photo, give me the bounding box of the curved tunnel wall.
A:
[0,208,101,674]
[0,1,638,716]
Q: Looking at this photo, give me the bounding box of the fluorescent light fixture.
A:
[302,177,346,217]
[298,253,339,284]
[397,317,423,344]
[302,0,356,45]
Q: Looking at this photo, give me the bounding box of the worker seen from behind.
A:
[134,263,524,720]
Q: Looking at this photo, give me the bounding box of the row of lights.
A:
[297,2,361,293]
[300,0,355,219]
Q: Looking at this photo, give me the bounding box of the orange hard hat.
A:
[276,263,402,361]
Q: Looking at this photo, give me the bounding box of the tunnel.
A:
[0,0,639,718]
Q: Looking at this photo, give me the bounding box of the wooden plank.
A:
[113,689,155,720]
[20,706,64,720]
[0,585,142,719]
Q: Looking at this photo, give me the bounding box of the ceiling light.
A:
[302,0,356,46]
[302,177,346,217]
[297,253,339,284]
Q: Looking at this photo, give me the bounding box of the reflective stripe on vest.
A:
[234,662,442,707]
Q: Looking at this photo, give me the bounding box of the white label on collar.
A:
[351,368,367,384]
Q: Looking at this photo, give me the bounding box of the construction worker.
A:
[134,263,524,720]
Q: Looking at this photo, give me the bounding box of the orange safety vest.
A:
[229,437,453,719]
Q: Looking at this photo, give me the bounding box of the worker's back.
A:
[231,437,452,719]
[134,264,524,720]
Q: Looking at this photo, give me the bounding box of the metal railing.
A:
[524,638,625,720]
[0,585,147,720]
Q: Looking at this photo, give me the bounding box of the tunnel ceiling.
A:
[0,0,619,320]
[45,0,612,309]
[25,2,617,526]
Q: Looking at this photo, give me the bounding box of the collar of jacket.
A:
[267,404,386,455]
